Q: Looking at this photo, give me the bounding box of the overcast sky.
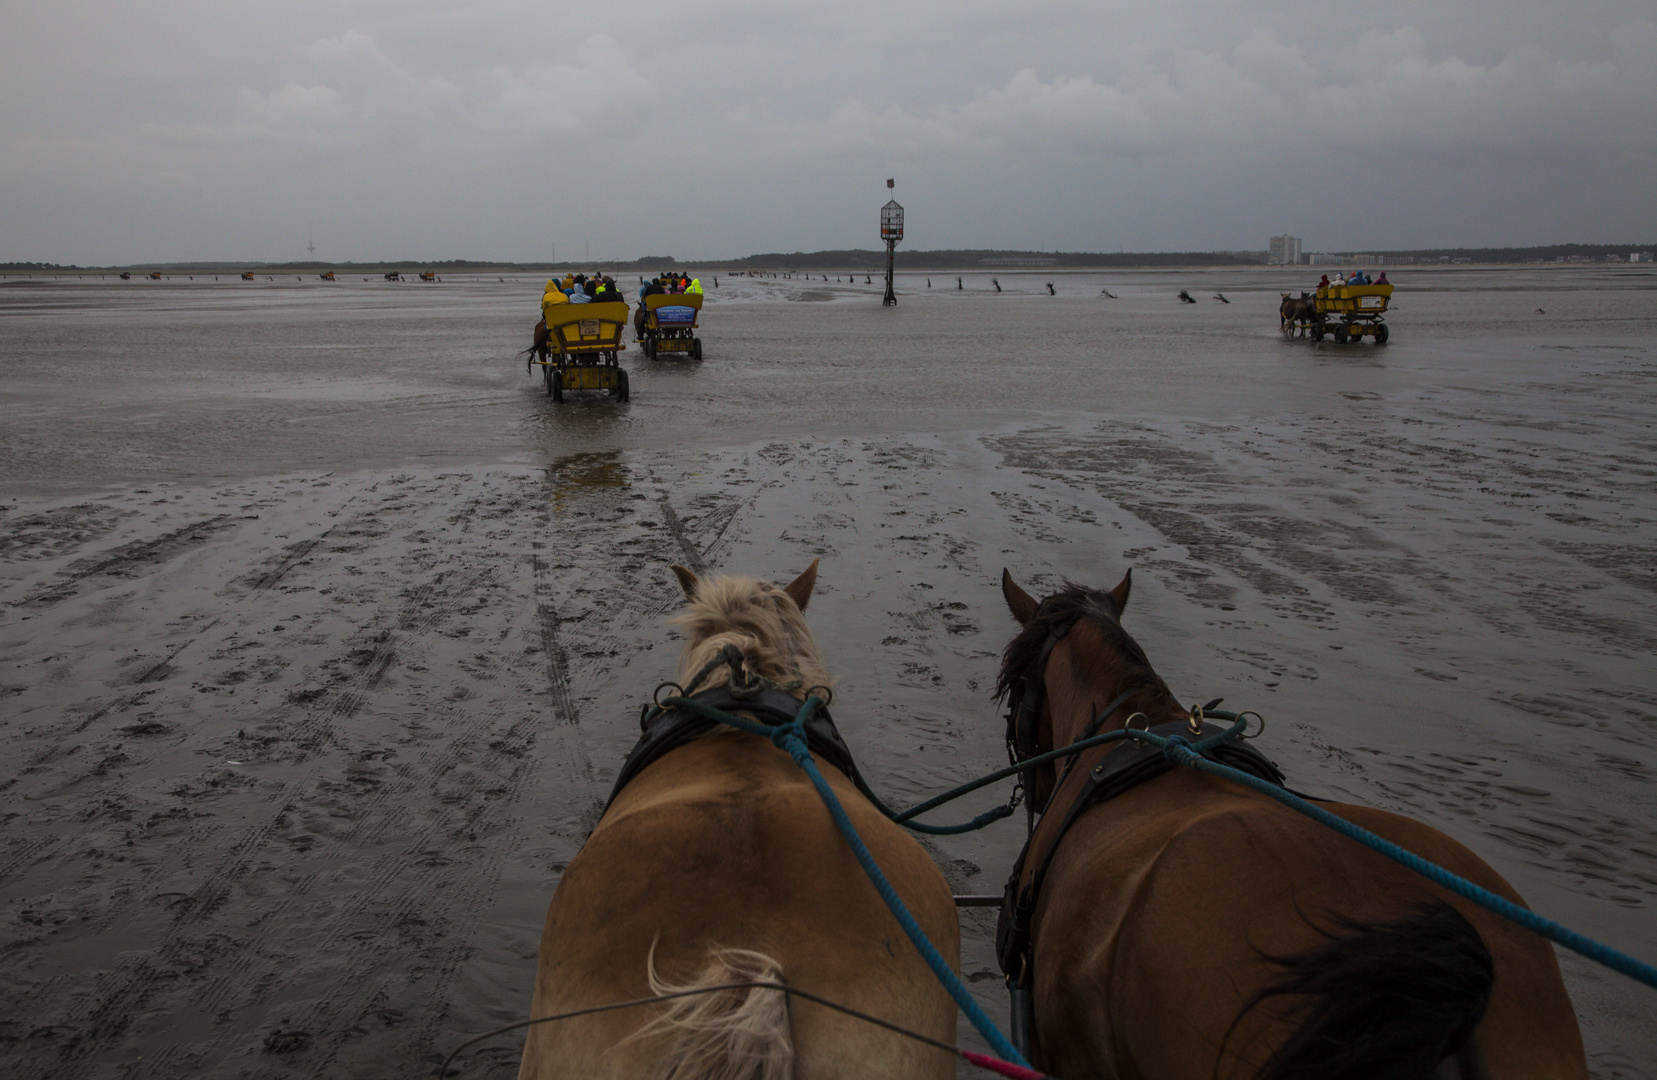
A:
[2,1,1652,264]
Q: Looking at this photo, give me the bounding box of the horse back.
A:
[1029,772,1584,1079]
[522,731,960,1079]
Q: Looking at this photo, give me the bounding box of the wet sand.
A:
[2,268,1654,1078]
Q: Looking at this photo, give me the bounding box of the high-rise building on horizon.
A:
[1269,234,1302,265]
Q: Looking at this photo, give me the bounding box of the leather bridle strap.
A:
[1038,685,1144,816]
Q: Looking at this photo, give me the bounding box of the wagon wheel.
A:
[1333,325,1349,345]
[613,368,630,402]
[1375,323,1390,345]
[550,370,563,403]
[643,339,655,360]
[692,337,703,362]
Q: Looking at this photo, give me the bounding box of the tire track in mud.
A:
[13,515,239,609]
[0,499,367,799]
[532,555,583,733]
[240,535,325,592]
[657,497,707,574]
[0,688,158,795]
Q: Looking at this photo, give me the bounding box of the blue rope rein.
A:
[656,691,1032,1068]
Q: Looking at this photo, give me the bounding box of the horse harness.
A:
[604,685,869,813]
[995,611,1287,986]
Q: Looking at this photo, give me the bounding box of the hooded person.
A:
[540,287,569,346]
[686,277,703,295]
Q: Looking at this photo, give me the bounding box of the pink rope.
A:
[962,1050,1049,1079]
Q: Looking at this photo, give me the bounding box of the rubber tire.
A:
[551,371,563,403]
[1375,323,1389,345]
[692,338,703,362]
[1333,325,1349,345]
[643,339,655,360]
[614,368,630,402]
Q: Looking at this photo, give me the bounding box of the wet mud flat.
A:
[1,269,1655,1077]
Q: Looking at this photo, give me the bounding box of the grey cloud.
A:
[1,2,1651,263]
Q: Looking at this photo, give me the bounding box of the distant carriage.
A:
[1312,281,1393,344]
[638,292,704,360]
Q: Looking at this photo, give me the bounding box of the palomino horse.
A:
[520,561,960,1080]
[1279,292,1313,336]
[995,569,1586,1080]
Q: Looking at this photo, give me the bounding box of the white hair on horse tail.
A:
[638,945,793,1080]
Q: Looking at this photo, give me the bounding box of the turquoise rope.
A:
[659,693,1032,1067]
[1132,728,1657,994]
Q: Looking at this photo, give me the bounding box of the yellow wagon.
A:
[531,298,631,402]
[639,292,704,361]
[1313,283,1393,344]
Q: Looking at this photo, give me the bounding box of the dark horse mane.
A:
[994,581,1173,727]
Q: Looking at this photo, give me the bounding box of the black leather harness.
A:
[996,718,1287,981]
[604,686,868,813]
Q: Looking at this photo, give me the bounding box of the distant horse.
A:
[524,320,550,369]
[519,561,960,1080]
[1279,291,1314,336]
[994,569,1586,1080]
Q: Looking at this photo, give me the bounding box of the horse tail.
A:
[639,946,793,1080]
[1239,905,1493,1080]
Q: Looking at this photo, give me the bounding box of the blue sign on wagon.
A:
[656,305,696,326]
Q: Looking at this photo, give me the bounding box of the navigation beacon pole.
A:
[881,178,903,307]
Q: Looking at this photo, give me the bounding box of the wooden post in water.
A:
[881,178,903,307]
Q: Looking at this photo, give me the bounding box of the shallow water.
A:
[1,267,1654,1077]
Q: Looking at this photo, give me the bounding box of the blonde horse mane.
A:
[670,566,832,696]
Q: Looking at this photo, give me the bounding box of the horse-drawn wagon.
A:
[1312,281,1393,343]
[638,292,704,360]
[530,300,631,402]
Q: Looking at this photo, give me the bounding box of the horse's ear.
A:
[1002,569,1039,626]
[1107,568,1132,614]
[782,558,819,611]
[670,564,699,600]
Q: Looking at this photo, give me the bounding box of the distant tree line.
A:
[3,242,1651,276]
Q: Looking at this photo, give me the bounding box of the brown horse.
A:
[995,569,1586,1080]
[519,561,960,1080]
[1279,292,1314,336]
[525,319,551,368]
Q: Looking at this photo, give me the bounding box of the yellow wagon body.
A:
[1310,282,1394,344]
[640,292,704,360]
[532,299,631,402]
[1315,283,1393,317]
